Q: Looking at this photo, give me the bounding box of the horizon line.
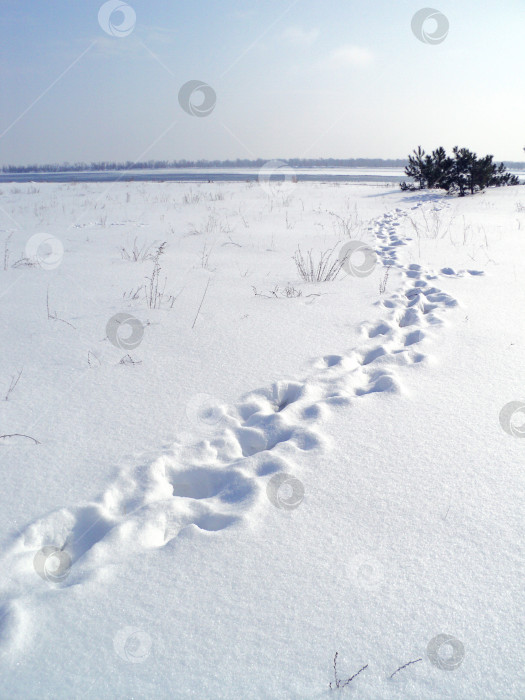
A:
[3,155,525,173]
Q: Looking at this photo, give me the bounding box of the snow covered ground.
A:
[0,179,524,698]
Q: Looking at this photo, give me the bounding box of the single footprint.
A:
[397,308,421,328]
[321,354,345,368]
[360,346,388,366]
[169,466,254,504]
[367,322,392,338]
[355,373,400,396]
[404,330,424,346]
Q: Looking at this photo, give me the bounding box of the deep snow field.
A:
[0,179,524,699]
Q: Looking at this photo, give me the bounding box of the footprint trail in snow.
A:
[0,197,483,657]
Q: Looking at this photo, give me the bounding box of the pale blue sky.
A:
[1,0,524,165]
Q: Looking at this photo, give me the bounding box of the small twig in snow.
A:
[221,235,242,248]
[329,652,368,690]
[0,433,40,444]
[46,286,76,328]
[5,369,22,400]
[192,278,210,329]
[389,658,423,679]
[118,354,142,366]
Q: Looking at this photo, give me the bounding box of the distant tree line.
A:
[2,157,411,173]
[2,155,523,176]
[401,146,520,196]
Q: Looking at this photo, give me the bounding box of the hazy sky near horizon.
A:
[1,0,524,166]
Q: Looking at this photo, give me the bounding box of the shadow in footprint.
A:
[300,403,325,421]
[194,513,238,532]
[67,505,115,563]
[398,308,420,328]
[322,392,352,407]
[404,330,424,346]
[322,355,344,368]
[368,322,391,338]
[170,467,253,504]
[425,292,457,306]
[237,411,319,456]
[410,352,426,364]
[255,455,292,477]
[235,427,270,457]
[421,302,438,315]
[270,381,305,412]
[361,347,387,366]
[0,601,25,656]
[355,373,399,396]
